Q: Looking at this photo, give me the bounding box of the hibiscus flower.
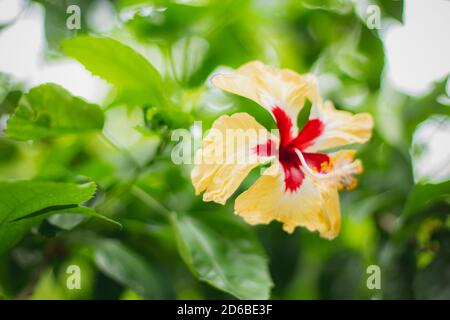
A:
[192,61,373,239]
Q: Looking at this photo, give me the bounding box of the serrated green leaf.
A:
[0,180,94,254]
[6,83,104,140]
[0,181,119,255]
[61,36,166,107]
[171,212,273,299]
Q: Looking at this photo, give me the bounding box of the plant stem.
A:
[15,239,63,300]
[99,131,173,220]
[131,185,173,219]
[100,131,143,173]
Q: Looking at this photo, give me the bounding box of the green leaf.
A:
[0,72,22,116]
[6,83,104,140]
[413,230,450,299]
[46,206,121,229]
[35,0,91,54]
[301,0,353,14]
[61,36,166,107]
[358,27,385,90]
[402,181,450,217]
[318,251,364,299]
[0,90,22,116]
[26,206,120,240]
[92,239,170,299]
[171,212,273,299]
[0,139,18,163]
[378,0,404,23]
[0,181,97,255]
[403,77,450,143]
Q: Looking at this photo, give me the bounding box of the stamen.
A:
[295,150,362,190]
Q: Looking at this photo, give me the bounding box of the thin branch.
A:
[15,240,63,300]
[131,185,173,220]
[100,130,143,173]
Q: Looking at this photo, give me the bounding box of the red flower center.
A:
[256,106,329,192]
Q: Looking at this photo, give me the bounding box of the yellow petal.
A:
[234,163,340,239]
[191,112,276,205]
[211,61,319,131]
[307,101,374,152]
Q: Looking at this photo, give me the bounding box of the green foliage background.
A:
[0,0,449,300]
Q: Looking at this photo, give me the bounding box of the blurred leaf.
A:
[258,224,300,295]
[29,269,66,300]
[33,0,91,53]
[170,36,209,86]
[378,0,404,23]
[402,181,450,217]
[358,27,384,90]
[403,77,450,143]
[301,0,353,14]
[92,239,170,299]
[171,212,273,299]
[35,137,86,181]
[318,251,364,299]
[0,181,97,255]
[61,36,167,107]
[0,90,22,116]
[413,230,450,299]
[0,72,22,115]
[122,2,215,44]
[6,84,104,140]
[297,100,312,130]
[0,23,10,33]
[313,23,384,92]
[0,140,19,163]
[381,241,416,299]
[120,289,143,300]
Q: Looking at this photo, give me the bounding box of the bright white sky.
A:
[0,0,449,182]
[0,0,110,103]
[384,0,450,95]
